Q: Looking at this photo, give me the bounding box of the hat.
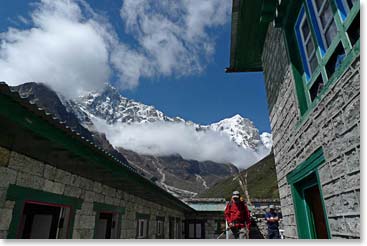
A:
[232,191,240,198]
[269,204,275,209]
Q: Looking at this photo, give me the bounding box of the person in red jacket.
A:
[224,191,251,239]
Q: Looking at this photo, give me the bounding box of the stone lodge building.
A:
[0,83,226,239]
[227,0,360,239]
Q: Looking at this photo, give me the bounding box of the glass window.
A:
[156,219,164,238]
[335,0,357,20]
[295,7,317,81]
[310,0,338,49]
[137,219,148,239]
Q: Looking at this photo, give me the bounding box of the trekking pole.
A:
[216,228,231,239]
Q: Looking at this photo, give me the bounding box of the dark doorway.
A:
[304,185,328,239]
[293,172,330,239]
[95,212,120,239]
[18,201,70,239]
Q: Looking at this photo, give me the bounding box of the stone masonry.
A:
[0,147,185,239]
[261,25,360,239]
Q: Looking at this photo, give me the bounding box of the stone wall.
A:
[261,25,360,239]
[0,147,185,239]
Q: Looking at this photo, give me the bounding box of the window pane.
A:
[310,54,318,73]
[347,0,357,9]
[195,223,201,238]
[302,19,310,38]
[189,224,195,238]
[306,39,315,57]
[319,1,333,29]
[325,22,338,46]
[315,0,324,10]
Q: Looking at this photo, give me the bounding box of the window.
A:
[335,0,357,20]
[136,213,150,239]
[186,220,205,239]
[175,218,181,239]
[291,0,359,117]
[295,7,317,81]
[95,212,120,239]
[18,201,71,239]
[156,216,165,239]
[310,0,338,51]
[137,219,148,239]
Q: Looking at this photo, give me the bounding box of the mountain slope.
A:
[198,152,279,200]
[10,82,239,198]
[73,84,272,157]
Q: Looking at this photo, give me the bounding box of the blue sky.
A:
[0,0,271,133]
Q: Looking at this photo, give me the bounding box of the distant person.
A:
[265,205,280,239]
[224,191,250,239]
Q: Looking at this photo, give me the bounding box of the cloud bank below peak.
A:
[0,0,231,98]
[91,117,267,170]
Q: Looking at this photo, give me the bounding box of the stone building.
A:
[0,83,221,239]
[183,198,227,239]
[227,0,360,239]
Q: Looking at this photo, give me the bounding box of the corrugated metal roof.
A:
[0,82,195,213]
[186,202,227,212]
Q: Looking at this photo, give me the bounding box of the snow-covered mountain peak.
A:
[72,84,272,155]
[260,132,273,150]
[76,84,181,125]
[207,114,260,150]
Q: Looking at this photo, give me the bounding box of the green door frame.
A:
[287,148,331,239]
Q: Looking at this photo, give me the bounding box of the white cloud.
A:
[0,0,111,98]
[92,118,263,170]
[119,0,231,78]
[0,0,231,98]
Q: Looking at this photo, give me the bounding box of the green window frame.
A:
[286,148,331,239]
[284,0,359,122]
[6,184,83,239]
[93,202,125,239]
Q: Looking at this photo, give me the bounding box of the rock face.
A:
[118,148,238,198]
[73,84,272,155]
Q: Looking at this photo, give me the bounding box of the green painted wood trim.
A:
[0,93,133,182]
[0,91,195,213]
[6,184,82,239]
[287,148,324,184]
[287,149,331,239]
[93,202,124,239]
[136,212,150,220]
[295,39,359,130]
[282,1,359,121]
[93,202,125,214]
[315,171,332,238]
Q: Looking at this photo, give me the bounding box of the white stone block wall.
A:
[261,25,360,239]
[0,147,185,239]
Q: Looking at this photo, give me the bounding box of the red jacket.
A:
[224,200,251,229]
